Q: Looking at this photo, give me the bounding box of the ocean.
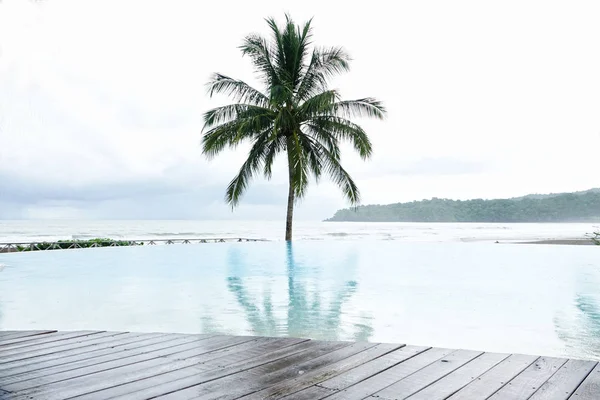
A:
[0,220,598,243]
[1,239,599,360]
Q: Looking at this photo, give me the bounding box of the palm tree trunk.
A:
[285,148,294,241]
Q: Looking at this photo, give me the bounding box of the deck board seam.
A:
[1,332,598,400]
[141,340,364,399]
[0,336,244,390]
[157,336,263,362]
[0,331,114,354]
[373,351,489,400]
[53,339,324,400]
[313,345,434,395]
[554,361,599,400]
[364,348,468,400]
[518,358,569,400]
[224,341,378,399]
[315,346,433,391]
[0,333,185,376]
[258,342,404,399]
[567,362,600,400]
[478,355,541,400]
[425,352,512,400]
[314,383,338,391]
[0,331,58,345]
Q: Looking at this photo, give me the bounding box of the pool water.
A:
[0,241,599,360]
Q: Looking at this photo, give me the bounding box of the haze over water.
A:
[0,220,597,243]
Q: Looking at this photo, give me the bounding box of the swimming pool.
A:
[0,241,598,360]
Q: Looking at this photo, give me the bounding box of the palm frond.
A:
[225,131,271,207]
[330,98,386,120]
[203,104,273,130]
[296,132,323,183]
[286,135,310,199]
[314,139,361,205]
[302,124,341,161]
[297,90,338,117]
[202,115,273,159]
[206,74,270,107]
[240,34,281,89]
[263,135,285,179]
[265,15,313,102]
[265,17,287,82]
[296,47,351,100]
[305,116,372,159]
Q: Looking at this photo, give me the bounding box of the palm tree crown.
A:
[202,15,386,240]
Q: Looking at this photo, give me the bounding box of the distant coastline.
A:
[326,188,600,223]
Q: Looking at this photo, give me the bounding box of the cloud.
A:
[393,157,489,176]
[1,0,600,220]
[0,168,328,219]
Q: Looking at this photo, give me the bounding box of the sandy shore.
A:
[517,239,597,246]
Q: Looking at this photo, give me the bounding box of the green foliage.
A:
[327,190,600,222]
[201,15,385,208]
[16,238,138,252]
[591,232,600,245]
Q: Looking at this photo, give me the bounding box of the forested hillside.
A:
[326,189,600,222]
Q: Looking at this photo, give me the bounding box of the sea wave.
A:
[71,234,125,240]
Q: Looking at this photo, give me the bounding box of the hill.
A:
[326,189,600,222]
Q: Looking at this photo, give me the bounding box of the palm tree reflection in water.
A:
[554,273,600,360]
[226,242,373,341]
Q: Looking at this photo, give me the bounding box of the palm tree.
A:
[202,15,386,240]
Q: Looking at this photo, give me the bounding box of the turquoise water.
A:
[0,241,599,360]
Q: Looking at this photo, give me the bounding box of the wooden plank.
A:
[0,331,126,364]
[70,338,314,400]
[0,331,115,355]
[182,337,307,369]
[0,336,249,391]
[488,357,567,400]
[404,352,509,400]
[88,340,343,400]
[569,362,600,399]
[448,354,539,400]
[0,331,22,338]
[151,336,258,363]
[0,331,100,350]
[0,330,56,344]
[317,345,429,391]
[2,332,596,400]
[0,333,173,375]
[528,359,597,400]
[0,330,54,341]
[11,335,278,400]
[238,343,404,400]
[0,334,216,386]
[279,385,336,400]
[142,341,369,400]
[372,349,483,400]
[0,331,112,352]
[317,347,454,400]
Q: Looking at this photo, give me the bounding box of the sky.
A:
[1,0,599,220]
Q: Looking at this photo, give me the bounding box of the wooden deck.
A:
[0,331,598,399]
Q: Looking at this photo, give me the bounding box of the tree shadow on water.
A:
[226,242,373,341]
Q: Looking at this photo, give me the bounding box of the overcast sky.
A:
[1,0,599,220]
